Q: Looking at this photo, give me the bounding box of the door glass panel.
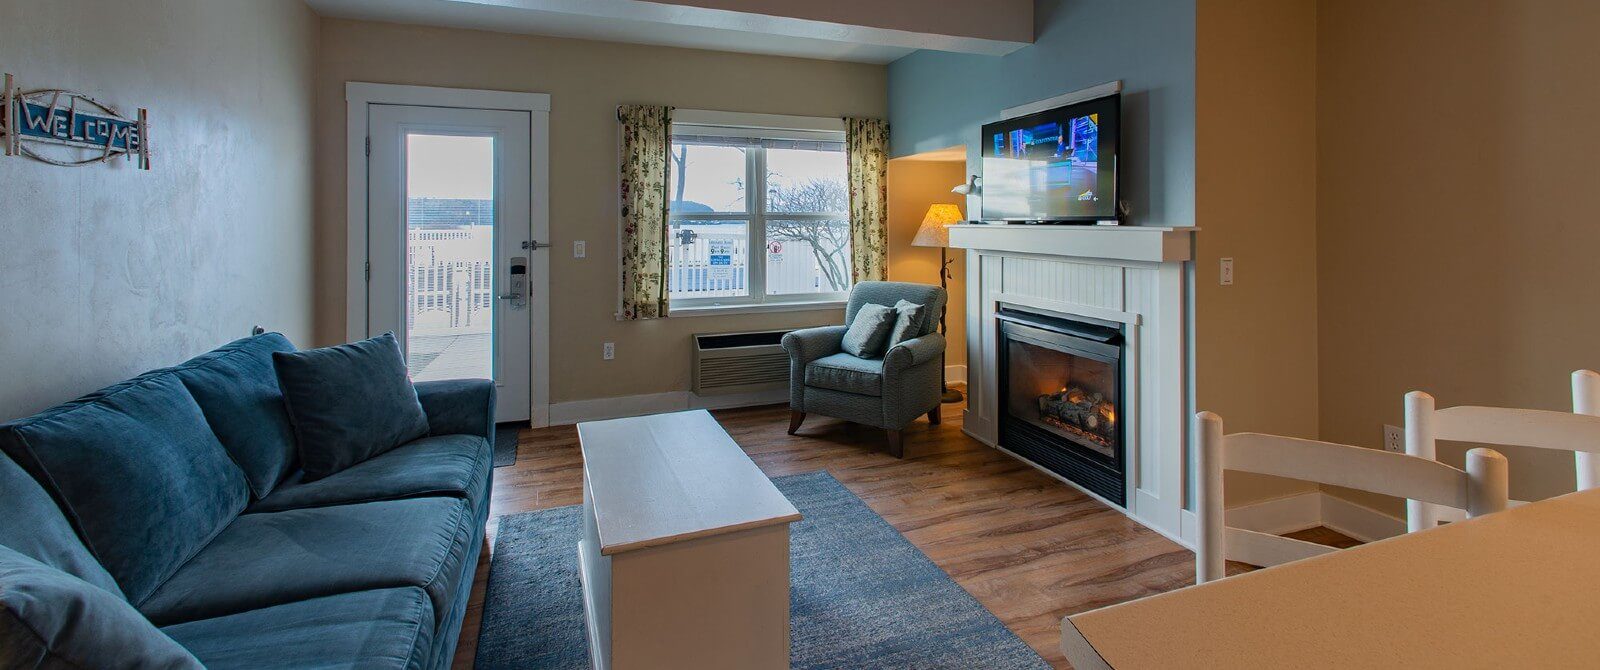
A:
[405,134,495,382]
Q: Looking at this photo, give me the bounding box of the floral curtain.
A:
[617,105,673,320]
[845,118,889,283]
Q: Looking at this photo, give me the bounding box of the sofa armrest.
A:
[414,379,495,442]
[884,332,945,374]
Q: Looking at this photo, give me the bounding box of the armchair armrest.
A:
[414,379,496,442]
[884,332,945,374]
[781,326,848,365]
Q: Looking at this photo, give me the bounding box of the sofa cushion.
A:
[247,434,490,514]
[0,454,123,599]
[806,353,884,397]
[273,333,431,482]
[161,587,433,670]
[0,374,249,605]
[841,303,895,358]
[0,545,202,669]
[139,497,475,628]
[173,333,299,499]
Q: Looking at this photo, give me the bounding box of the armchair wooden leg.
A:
[928,405,941,425]
[886,429,904,459]
[788,410,806,435]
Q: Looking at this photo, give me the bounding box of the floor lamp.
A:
[912,204,965,404]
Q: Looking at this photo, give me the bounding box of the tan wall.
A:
[0,0,318,420]
[886,159,967,372]
[1195,0,1321,505]
[313,19,886,404]
[1317,0,1600,513]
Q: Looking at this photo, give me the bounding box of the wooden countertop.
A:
[1062,487,1600,669]
[578,410,801,556]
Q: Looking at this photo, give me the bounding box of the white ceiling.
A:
[304,0,1028,64]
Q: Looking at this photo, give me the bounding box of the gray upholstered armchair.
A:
[781,281,947,457]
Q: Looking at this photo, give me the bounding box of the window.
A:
[668,120,850,309]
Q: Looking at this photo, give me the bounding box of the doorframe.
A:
[345,82,552,427]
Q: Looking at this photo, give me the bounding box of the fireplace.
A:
[997,307,1126,506]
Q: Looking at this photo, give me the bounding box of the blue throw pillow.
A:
[841,303,896,359]
[886,299,927,350]
[0,546,203,668]
[0,455,124,600]
[272,333,430,482]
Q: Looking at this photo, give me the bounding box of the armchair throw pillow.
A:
[887,299,927,350]
[841,303,896,359]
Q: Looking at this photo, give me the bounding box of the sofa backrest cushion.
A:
[0,374,249,605]
[0,455,123,600]
[0,545,202,669]
[173,333,299,499]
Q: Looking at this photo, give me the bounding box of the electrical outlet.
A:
[602,342,615,360]
[574,240,586,258]
[1383,424,1404,453]
[1220,257,1235,286]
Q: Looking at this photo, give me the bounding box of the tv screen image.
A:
[981,93,1119,223]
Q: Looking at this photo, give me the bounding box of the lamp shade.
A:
[912,204,963,248]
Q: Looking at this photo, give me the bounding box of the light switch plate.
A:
[574,240,586,258]
[1220,257,1235,286]
[602,342,615,360]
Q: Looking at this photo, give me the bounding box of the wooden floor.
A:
[450,400,1353,669]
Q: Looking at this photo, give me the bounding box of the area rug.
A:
[492,422,524,468]
[473,471,1048,669]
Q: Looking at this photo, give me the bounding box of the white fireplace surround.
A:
[949,224,1197,545]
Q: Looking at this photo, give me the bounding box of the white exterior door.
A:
[366,104,535,421]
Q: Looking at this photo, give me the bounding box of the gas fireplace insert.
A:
[997,306,1126,506]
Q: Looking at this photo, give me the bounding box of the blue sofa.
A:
[0,333,493,669]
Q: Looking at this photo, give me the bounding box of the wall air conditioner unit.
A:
[692,329,792,396]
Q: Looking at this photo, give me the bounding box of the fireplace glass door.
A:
[1006,339,1120,460]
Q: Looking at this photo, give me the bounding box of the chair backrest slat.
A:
[1225,432,1470,508]
[1433,406,1600,453]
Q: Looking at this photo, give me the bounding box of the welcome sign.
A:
[1,73,151,169]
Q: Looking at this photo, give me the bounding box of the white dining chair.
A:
[1195,411,1508,584]
[1404,370,1600,532]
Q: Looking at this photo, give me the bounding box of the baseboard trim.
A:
[944,364,967,386]
[1225,491,1323,536]
[1319,492,1405,543]
[1224,491,1405,544]
[547,388,787,426]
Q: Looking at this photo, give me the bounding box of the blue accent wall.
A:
[888,0,1195,226]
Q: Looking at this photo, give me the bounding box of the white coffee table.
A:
[576,409,801,670]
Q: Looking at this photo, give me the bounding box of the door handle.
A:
[502,256,528,306]
[521,240,549,251]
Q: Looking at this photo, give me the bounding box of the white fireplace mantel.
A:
[949,224,1198,546]
[948,224,1194,264]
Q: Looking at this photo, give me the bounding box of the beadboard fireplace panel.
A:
[951,225,1194,545]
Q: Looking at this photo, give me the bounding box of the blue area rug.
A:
[492,422,524,468]
[474,471,1047,669]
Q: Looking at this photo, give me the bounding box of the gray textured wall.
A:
[887,0,1195,227]
[0,0,318,419]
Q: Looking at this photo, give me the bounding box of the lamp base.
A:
[941,387,965,404]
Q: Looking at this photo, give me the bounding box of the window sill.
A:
[669,299,846,318]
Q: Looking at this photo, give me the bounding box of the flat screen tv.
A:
[980,93,1120,223]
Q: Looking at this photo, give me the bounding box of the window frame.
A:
[667,112,851,312]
